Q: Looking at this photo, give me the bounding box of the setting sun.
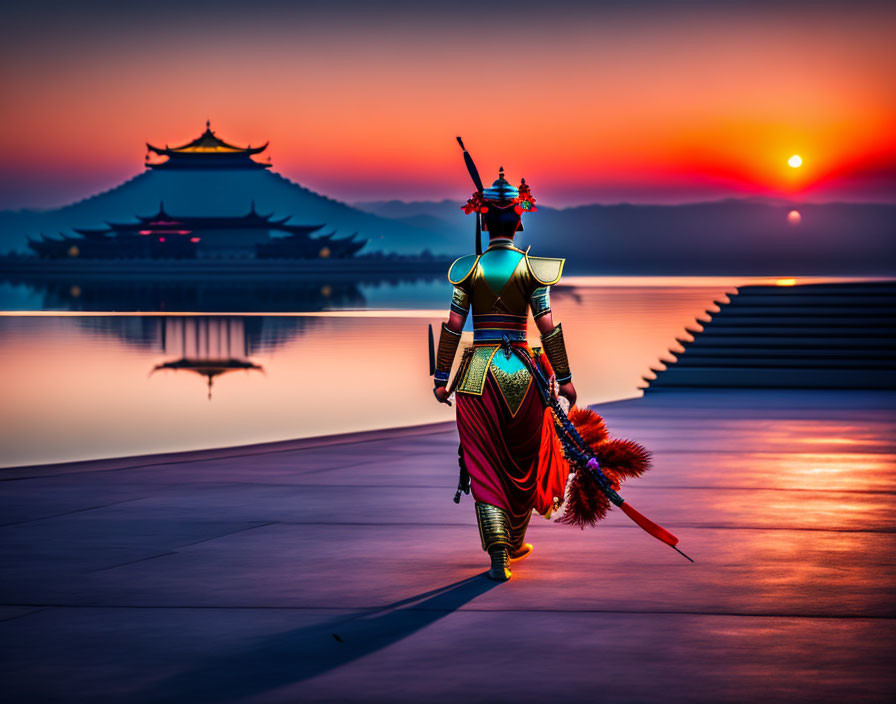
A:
[788,155,803,168]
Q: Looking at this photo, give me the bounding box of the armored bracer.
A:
[434,285,469,388]
[434,323,462,388]
[541,322,572,384]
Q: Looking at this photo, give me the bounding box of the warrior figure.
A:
[433,166,575,581]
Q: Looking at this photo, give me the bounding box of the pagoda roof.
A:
[132,201,280,224]
[71,227,114,239]
[146,120,268,157]
[84,203,324,236]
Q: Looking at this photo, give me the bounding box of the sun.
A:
[788,154,802,168]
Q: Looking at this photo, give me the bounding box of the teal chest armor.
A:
[447,241,564,416]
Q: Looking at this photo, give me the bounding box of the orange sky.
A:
[1,1,894,207]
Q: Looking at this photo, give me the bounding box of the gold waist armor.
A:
[456,344,533,417]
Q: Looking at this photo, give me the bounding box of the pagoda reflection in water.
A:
[150,317,264,400]
[70,314,320,400]
[77,315,319,354]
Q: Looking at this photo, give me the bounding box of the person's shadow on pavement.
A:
[142,573,500,702]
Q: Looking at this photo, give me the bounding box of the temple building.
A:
[26,122,367,260]
[146,120,271,170]
[28,202,365,260]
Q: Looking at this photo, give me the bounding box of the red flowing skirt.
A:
[456,372,569,517]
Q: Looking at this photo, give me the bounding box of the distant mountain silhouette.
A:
[3,175,893,273]
[354,199,464,222]
[0,170,453,256]
[355,198,896,275]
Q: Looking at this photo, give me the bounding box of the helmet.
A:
[463,168,537,235]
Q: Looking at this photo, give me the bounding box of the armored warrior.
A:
[432,159,576,581]
[432,141,690,579]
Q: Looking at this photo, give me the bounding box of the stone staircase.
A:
[643,281,896,391]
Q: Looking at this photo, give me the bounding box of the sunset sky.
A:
[1,0,894,209]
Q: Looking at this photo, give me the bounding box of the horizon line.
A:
[4,190,896,215]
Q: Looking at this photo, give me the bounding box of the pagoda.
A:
[145,120,271,170]
[25,121,368,261]
[28,202,366,259]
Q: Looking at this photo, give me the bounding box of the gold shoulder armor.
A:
[448,254,480,285]
[525,253,565,286]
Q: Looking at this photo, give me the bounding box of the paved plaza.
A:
[1,390,894,702]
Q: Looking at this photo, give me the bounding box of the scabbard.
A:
[428,323,436,376]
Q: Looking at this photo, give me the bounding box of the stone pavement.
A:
[1,390,894,703]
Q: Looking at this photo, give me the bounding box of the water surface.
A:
[0,276,844,466]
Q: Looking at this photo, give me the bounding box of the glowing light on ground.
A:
[776,278,797,286]
[787,209,802,224]
[788,154,803,168]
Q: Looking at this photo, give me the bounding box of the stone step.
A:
[701,313,896,325]
[649,281,896,391]
[734,282,896,295]
[684,325,896,337]
[678,335,894,349]
[725,295,896,307]
[662,357,894,370]
[668,347,894,361]
[646,367,896,389]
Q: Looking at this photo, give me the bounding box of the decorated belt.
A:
[473,329,527,343]
[472,313,527,343]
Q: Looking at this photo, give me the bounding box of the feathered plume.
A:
[556,406,652,529]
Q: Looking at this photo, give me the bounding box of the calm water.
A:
[0,275,844,467]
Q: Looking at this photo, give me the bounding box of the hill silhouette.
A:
[356,199,896,275]
[2,173,893,274]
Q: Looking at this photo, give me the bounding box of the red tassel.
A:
[619,502,679,547]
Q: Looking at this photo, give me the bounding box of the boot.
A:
[509,510,533,561]
[488,546,511,582]
[475,502,512,581]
